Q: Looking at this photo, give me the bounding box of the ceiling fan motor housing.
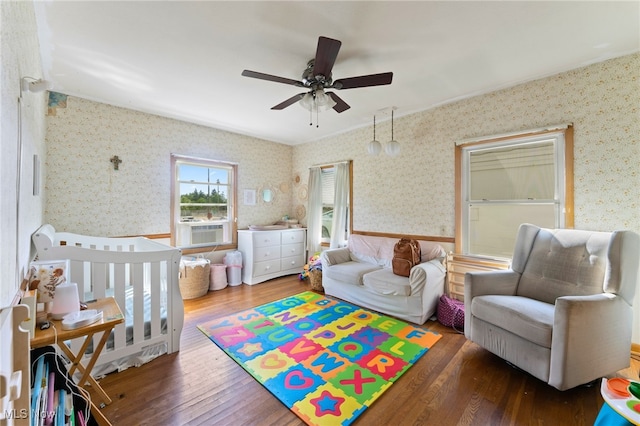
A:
[302,59,332,90]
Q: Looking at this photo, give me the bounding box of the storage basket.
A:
[179,257,210,299]
[209,264,228,291]
[309,269,324,292]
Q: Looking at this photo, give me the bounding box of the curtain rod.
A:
[310,160,351,168]
[456,123,572,146]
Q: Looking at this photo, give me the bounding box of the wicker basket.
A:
[309,269,324,292]
[179,258,210,299]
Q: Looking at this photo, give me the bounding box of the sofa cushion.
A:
[363,268,411,296]
[471,295,554,348]
[348,234,447,268]
[348,234,396,267]
[323,260,382,286]
[419,241,446,263]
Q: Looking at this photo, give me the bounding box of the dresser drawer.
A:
[281,242,304,258]
[281,230,305,244]
[253,259,281,277]
[281,255,305,271]
[253,231,281,247]
[254,245,280,261]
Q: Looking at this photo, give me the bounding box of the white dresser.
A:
[237,228,307,285]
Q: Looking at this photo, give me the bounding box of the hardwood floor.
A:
[91,276,631,425]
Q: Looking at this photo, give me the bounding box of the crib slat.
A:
[92,262,107,300]
[131,262,145,345]
[112,263,127,351]
[149,261,162,339]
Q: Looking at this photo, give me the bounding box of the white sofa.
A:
[320,234,447,324]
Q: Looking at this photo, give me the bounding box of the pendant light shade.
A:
[367,115,382,155]
[384,109,400,156]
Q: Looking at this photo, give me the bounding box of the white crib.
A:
[32,224,183,376]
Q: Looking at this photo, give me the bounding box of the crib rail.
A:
[32,224,183,374]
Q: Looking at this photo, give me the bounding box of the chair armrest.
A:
[321,248,351,267]
[464,269,520,301]
[550,293,633,390]
[409,260,446,294]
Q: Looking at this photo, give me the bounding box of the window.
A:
[171,155,237,250]
[456,126,573,258]
[308,161,352,252]
[321,166,337,241]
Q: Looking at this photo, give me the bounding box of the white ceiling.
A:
[33,1,639,145]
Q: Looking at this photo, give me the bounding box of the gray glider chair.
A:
[464,223,640,390]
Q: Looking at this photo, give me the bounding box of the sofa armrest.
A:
[409,260,446,294]
[321,247,351,267]
[464,269,520,300]
[549,293,633,390]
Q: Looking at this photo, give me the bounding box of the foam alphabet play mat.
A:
[197,291,442,425]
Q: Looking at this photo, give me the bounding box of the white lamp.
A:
[49,282,80,320]
[367,116,382,155]
[299,89,336,112]
[385,109,400,156]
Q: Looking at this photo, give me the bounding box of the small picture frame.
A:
[28,259,70,303]
[244,189,256,206]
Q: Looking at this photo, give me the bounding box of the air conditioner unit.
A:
[190,224,223,245]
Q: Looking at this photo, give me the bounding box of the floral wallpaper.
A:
[44,97,294,236]
[1,0,47,307]
[292,53,639,239]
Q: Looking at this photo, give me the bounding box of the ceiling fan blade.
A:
[332,72,393,90]
[242,70,302,87]
[327,92,350,113]
[313,36,342,78]
[271,93,306,110]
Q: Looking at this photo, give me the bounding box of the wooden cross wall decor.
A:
[110,155,122,170]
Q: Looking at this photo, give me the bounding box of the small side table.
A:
[31,297,124,426]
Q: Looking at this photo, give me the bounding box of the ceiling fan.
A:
[241,36,393,114]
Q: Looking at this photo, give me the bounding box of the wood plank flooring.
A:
[91,276,635,425]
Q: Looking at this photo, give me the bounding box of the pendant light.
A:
[385,109,400,156]
[367,115,382,155]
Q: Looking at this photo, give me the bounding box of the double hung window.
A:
[456,126,573,258]
[171,155,237,250]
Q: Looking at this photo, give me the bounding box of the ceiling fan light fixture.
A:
[299,89,336,112]
[300,92,314,110]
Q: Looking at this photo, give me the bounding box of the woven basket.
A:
[179,258,210,299]
[309,269,324,292]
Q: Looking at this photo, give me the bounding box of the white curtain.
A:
[330,162,349,248]
[307,166,323,254]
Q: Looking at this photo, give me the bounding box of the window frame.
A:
[455,125,574,258]
[170,154,238,253]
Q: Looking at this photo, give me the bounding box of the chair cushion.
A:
[471,295,555,348]
[362,268,411,296]
[517,228,609,304]
[323,260,381,286]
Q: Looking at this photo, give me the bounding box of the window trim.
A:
[454,125,574,256]
[170,154,238,253]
